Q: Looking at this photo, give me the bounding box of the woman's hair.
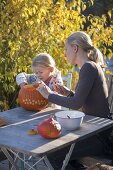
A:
[67,31,104,66]
[31,53,55,68]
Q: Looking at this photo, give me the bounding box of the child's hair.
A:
[67,31,104,66]
[31,53,55,68]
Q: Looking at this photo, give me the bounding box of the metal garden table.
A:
[0,107,113,170]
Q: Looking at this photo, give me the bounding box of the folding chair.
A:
[62,71,72,89]
[61,71,72,110]
[107,74,113,119]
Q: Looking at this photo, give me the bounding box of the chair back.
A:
[106,74,113,118]
[61,72,72,110]
[62,71,72,89]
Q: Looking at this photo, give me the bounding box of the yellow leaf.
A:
[108,10,111,18]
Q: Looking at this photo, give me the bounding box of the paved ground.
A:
[0,159,48,170]
[0,160,9,170]
[0,159,75,170]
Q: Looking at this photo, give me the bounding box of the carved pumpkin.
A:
[18,84,48,111]
[37,117,61,139]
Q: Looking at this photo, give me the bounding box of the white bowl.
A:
[55,110,85,130]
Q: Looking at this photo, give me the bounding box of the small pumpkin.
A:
[18,84,48,111]
[37,117,61,139]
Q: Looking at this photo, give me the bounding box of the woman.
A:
[37,32,111,169]
[37,31,110,118]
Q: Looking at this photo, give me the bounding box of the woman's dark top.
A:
[48,61,110,118]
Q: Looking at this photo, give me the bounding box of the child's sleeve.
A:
[16,72,37,86]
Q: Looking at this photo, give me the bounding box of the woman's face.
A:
[65,41,77,65]
[32,65,53,82]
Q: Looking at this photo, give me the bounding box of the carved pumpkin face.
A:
[38,117,61,139]
[18,84,48,111]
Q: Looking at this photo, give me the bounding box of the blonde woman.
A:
[37,32,111,169]
[37,31,110,118]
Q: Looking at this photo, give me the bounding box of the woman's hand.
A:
[52,84,70,96]
[36,82,54,99]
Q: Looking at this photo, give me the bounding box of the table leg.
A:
[9,149,49,170]
[19,153,25,170]
[9,150,37,170]
[1,147,19,170]
[43,156,54,170]
[61,143,75,170]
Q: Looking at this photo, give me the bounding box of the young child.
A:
[16,53,63,90]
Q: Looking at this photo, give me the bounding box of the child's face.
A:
[32,65,53,82]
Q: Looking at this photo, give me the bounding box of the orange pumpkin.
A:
[37,117,61,139]
[18,84,48,111]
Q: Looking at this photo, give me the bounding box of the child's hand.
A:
[20,83,27,88]
[32,80,43,88]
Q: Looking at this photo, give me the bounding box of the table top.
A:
[0,107,113,156]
